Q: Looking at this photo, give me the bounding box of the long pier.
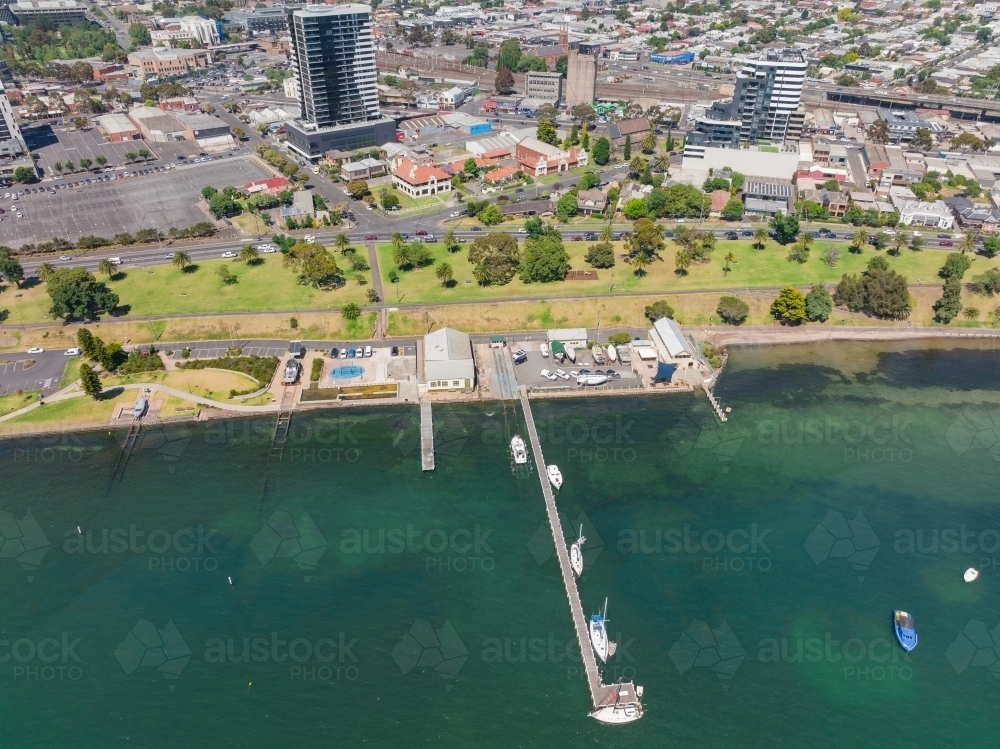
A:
[518,387,643,722]
[420,401,434,471]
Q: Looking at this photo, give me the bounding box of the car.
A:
[364,345,372,357]
[415,229,427,236]
[741,230,753,237]
[512,349,527,364]
[555,368,570,380]
[514,188,524,193]
[572,236,583,241]
[450,211,463,218]
[940,240,954,246]
[540,368,553,379]
[364,234,377,241]
[348,348,356,358]
[27,347,44,354]
[65,347,81,356]
[611,371,621,379]
[472,226,482,231]
[937,233,951,239]
[260,247,276,254]
[401,233,409,239]
[391,346,399,357]
[584,232,598,241]
[540,343,549,357]
[163,254,173,260]
[725,231,738,240]
[59,255,70,261]
[578,369,591,375]
[518,228,527,234]
[339,348,347,359]
[330,347,339,358]
[221,251,237,258]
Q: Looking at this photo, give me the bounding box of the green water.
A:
[3,340,1000,746]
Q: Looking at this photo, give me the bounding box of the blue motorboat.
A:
[894,610,917,652]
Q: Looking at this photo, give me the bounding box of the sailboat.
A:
[510,434,528,465]
[590,598,616,663]
[546,464,563,490]
[607,344,618,363]
[570,525,586,577]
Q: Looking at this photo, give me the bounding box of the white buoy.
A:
[77,526,82,534]
[965,567,979,583]
[228,576,233,586]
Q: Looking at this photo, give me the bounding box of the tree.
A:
[95,155,107,167]
[79,363,102,400]
[628,155,646,176]
[436,262,454,287]
[673,249,691,276]
[342,302,361,321]
[868,118,890,144]
[584,242,615,268]
[13,166,35,184]
[208,192,240,218]
[232,127,245,141]
[723,252,736,275]
[769,212,800,244]
[535,103,559,124]
[468,232,520,286]
[519,232,570,283]
[721,198,745,221]
[753,228,768,251]
[379,187,400,211]
[641,130,657,154]
[572,104,597,126]
[129,22,151,45]
[46,268,119,321]
[933,277,963,323]
[36,262,55,282]
[0,250,25,287]
[770,286,807,324]
[497,38,522,71]
[289,245,343,289]
[644,300,674,323]
[478,204,503,226]
[941,252,973,279]
[537,119,558,146]
[805,284,833,322]
[392,243,414,269]
[172,251,191,270]
[623,134,632,161]
[717,295,749,325]
[592,137,611,166]
[911,127,934,151]
[834,258,911,319]
[443,230,460,253]
[495,67,515,95]
[98,258,117,278]
[851,228,868,254]
[240,244,259,264]
[823,248,841,267]
[960,230,979,255]
[622,198,647,220]
[345,180,370,200]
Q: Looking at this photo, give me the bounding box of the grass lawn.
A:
[378,238,961,305]
[385,187,451,212]
[0,390,133,435]
[60,357,82,388]
[159,395,203,419]
[5,254,373,324]
[231,212,272,237]
[0,390,40,417]
[106,369,259,401]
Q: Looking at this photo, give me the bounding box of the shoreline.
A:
[700,325,1000,347]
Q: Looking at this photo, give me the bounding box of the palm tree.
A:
[629,155,646,175]
[652,154,670,173]
[960,229,978,254]
[851,228,868,253]
[239,244,259,263]
[342,302,361,320]
[393,243,413,269]
[436,262,454,286]
[723,251,736,274]
[443,229,458,252]
[673,249,691,276]
[640,129,657,154]
[98,258,117,278]
[335,233,350,253]
[172,251,191,270]
[600,221,613,243]
[36,262,55,281]
[796,232,814,249]
[391,231,405,251]
[753,228,768,251]
[891,232,907,256]
[472,264,490,286]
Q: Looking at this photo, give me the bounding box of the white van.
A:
[109,257,122,265]
[304,235,316,244]
[540,343,549,358]
[364,345,372,357]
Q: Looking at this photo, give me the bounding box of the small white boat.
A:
[546,464,562,490]
[607,344,618,362]
[590,598,610,662]
[591,344,606,365]
[566,347,576,363]
[510,435,528,465]
[590,681,644,725]
[570,525,586,577]
[577,374,608,387]
[965,567,979,583]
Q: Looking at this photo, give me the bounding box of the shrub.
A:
[644,300,674,323]
[716,295,749,325]
[177,355,279,384]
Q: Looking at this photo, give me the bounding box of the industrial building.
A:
[8,0,85,24]
[566,50,596,108]
[524,71,563,104]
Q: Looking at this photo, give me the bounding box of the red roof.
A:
[393,158,450,186]
[245,177,291,191]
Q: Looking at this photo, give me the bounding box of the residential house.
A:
[244,177,293,196]
[340,157,386,181]
[483,165,519,185]
[708,189,732,216]
[576,188,608,215]
[514,136,587,177]
[944,195,1000,233]
[392,158,452,198]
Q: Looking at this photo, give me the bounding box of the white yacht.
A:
[590,598,611,663]
[965,567,979,583]
[607,344,618,362]
[591,683,644,725]
[570,525,586,577]
[546,464,563,490]
[510,435,528,465]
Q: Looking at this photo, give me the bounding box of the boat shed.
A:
[650,318,696,359]
[423,327,475,391]
[547,328,588,349]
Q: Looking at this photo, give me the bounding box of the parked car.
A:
[555,368,570,380]
[512,349,527,364]
[540,343,549,357]
[940,240,954,246]
[27,347,44,354]
[725,231,738,240]
[572,235,583,241]
[65,348,81,356]
[415,229,427,236]
[330,347,339,358]
[391,346,399,356]
[339,349,347,359]
[540,368,555,380]
[364,234,378,241]
[364,345,372,357]
[221,251,237,258]
[348,348,356,358]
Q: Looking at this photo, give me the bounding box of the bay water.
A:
[2,340,1000,746]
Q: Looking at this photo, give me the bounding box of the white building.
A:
[283,77,300,101]
[650,317,697,360]
[0,82,27,160]
[151,16,221,46]
[424,327,475,391]
[546,328,588,349]
[896,199,954,229]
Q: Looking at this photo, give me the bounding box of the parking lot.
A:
[510,341,640,391]
[0,351,71,396]
[0,156,271,245]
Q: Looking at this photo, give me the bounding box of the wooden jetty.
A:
[420,401,434,471]
[518,386,644,724]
